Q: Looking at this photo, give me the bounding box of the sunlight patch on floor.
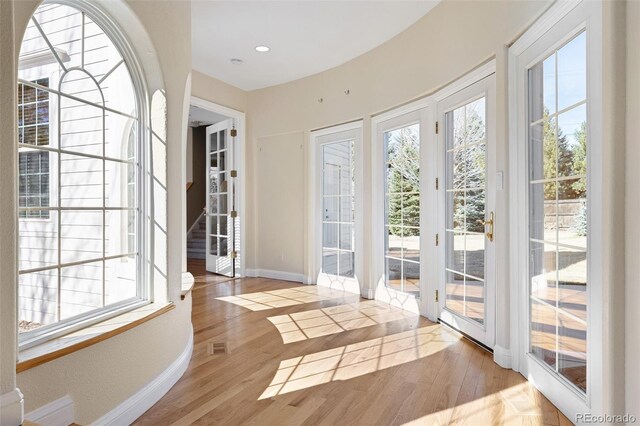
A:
[401,382,542,425]
[267,300,418,343]
[216,285,350,311]
[259,324,459,399]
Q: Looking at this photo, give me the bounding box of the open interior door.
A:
[205,119,235,277]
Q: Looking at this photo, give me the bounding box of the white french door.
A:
[205,120,235,277]
[373,106,432,315]
[310,123,363,294]
[510,1,602,418]
[437,75,496,348]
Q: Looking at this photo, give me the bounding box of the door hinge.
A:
[435,289,439,303]
[435,177,439,190]
[230,170,238,178]
[230,210,238,218]
[435,233,439,246]
[435,121,439,134]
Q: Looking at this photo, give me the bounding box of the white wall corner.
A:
[493,345,512,369]
[24,395,73,426]
[0,388,24,426]
[93,325,193,426]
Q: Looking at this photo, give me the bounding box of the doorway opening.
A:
[186,97,245,277]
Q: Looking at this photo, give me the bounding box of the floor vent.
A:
[208,342,228,355]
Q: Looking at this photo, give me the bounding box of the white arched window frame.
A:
[17,0,152,349]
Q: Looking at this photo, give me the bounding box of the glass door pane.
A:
[528,31,587,393]
[209,132,218,256]
[383,124,420,296]
[321,140,354,278]
[444,98,487,324]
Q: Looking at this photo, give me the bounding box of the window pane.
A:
[19,270,58,332]
[59,98,104,157]
[323,249,338,275]
[60,210,103,263]
[60,154,104,208]
[338,251,354,278]
[466,276,484,324]
[402,261,419,296]
[60,260,103,320]
[19,210,58,271]
[557,32,587,110]
[105,257,137,304]
[558,312,587,392]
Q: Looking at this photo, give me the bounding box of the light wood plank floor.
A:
[134,260,571,425]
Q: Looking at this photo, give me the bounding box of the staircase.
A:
[187,214,206,259]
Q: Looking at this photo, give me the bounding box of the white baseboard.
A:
[93,324,193,426]
[364,288,375,299]
[493,344,512,369]
[245,268,305,283]
[0,389,24,426]
[25,395,73,426]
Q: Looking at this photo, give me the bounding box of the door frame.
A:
[308,121,364,294]
[435,73,497,349]
[508,0,605,419]
[189,96,246,277]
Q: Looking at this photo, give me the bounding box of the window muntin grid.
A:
[19,79,51,219]
[321,140,355,278]
[17,3,142,343]
[383,124,420,296]
[444,97,487,325]
[527,30,588,394]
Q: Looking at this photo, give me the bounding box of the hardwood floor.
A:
[134,261,571,425]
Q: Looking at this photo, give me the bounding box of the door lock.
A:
[477,211,494,242]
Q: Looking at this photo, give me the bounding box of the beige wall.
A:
[256,132,306,275]
[626,0,640,418]
[1,0,194,423]
[244,0,550,287]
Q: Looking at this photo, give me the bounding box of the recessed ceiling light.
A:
[255,45,270,52]
[230,58,243,65]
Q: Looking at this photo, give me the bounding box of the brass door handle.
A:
[477,212,494,242]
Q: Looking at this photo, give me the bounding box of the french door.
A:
[437,75,496,348]
[373,106,431,313]
[205,120,235,277]
[310,123,362,294]
[511,1,599,418]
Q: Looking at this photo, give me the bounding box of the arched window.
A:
[17,1,146,347]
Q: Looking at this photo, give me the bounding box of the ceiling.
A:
[191,1,440,91]
[188,105,229,127]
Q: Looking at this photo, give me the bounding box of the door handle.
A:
[476,211,494,242]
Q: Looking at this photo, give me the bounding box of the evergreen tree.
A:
[387,127,420,236]
[571,121,587,196]
[541,108,575,198]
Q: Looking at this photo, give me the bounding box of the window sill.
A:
[181,272,195,300]
[16,302,175,373]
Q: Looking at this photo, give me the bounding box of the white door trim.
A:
[308,121,363,295]
[189,96,246,277]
